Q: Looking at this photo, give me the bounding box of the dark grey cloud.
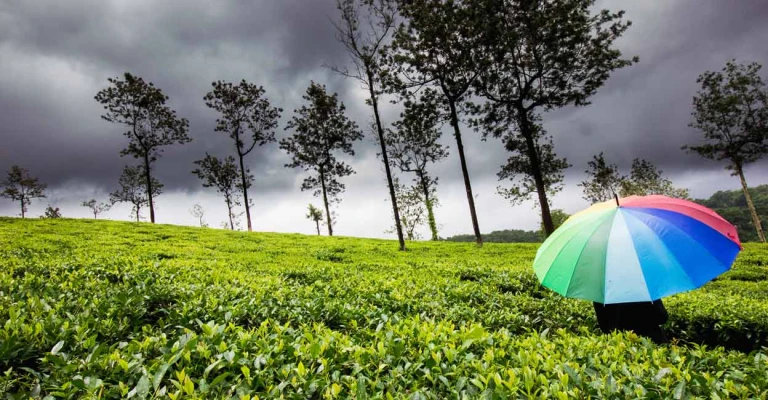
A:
[1,0,767,235]
[550,0,768,174]
[0,0,353,193]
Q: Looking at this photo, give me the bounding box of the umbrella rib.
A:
[536,207,614,259]
[625,197,741,248]
[621,210,697,296]
[626,196,731,224]
[563,211,616,300]
[534,210,612,276]
[625,208,730,287]
[605,211,653,303]
[540,232,584,295]
[541,211,615,296]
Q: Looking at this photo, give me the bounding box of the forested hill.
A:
[444,229,541,243]
[695,184,768,242]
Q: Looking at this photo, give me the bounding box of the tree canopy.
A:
[619,159,690,199]
[579,152,623,204]
[580,153,689,203]
[109,165,163,222]
[686,61,768,172]
[1,165,47,218]
[81,199,111,219]
[306,204,324,236]
[95,72,190,223]
[686,60,768,242]
[473,0,637,236]
[192,153,245,231]
[387,95,448,241]
[387,178,427,241]
[204,80,282,232]
[281,82,363,236]
[331,0,406,250]
[495,122,569,207]
[388,0,487,246]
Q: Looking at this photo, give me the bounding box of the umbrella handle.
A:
[613,191,620,207]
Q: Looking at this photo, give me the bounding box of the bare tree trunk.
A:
[315,220,320,235]
[367,72,406,251]
[447,100,482,247]
[736,164,766,243]
[143,154,155,223]
[135,205,141,222]
[225,197,234,231]
[417,170,439,241]
[20,198,25,218]
[519,109,554,237]
[320,168,333,236]
[236,150,253,232]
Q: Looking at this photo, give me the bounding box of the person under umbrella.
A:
[532,194,742,344]
[592,300,669,344]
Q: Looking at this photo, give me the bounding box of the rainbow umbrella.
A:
[533,195,742,304]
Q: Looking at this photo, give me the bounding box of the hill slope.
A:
[695,184,768,242]
[1,218,767,398]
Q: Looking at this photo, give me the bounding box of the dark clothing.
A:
[593,300,669,344]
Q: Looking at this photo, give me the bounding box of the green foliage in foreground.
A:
[1,218,767,398]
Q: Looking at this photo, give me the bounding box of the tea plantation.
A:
[1,218,767,399]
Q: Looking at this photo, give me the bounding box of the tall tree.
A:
[494,121,569,211]
[280,82,363,236]
[474,0,637,237]
[306,204,324,235]
[81,199,111,219]
[686,60,768,242]
[204,80,282,232]
[331,0,406,250]
[579,152,623,204]
[95,73,191,223]
[192,153,245,231]
[387,96,448,240]
[1,165,46,218]
[387,0,486,246]
[620,158,690,199]
[110,165,163,222]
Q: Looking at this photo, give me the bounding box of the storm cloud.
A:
[1,0,767,238]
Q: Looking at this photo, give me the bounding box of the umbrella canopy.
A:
[533,195,742,304]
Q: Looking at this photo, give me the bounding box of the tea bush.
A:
[0,218,766,398]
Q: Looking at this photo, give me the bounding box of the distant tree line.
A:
[1,1,766,244]
[444,229,541,243]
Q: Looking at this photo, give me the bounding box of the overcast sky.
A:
[1,0,767,238]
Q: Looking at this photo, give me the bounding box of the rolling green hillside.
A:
[695,184,768,242]
[1,218,767,398]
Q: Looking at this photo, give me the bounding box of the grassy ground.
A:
[1,217,767,398]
